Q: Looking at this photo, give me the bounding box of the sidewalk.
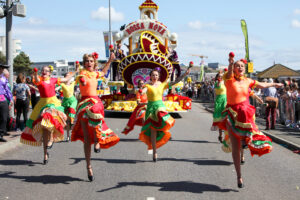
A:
[201,102,300,153]
[0,130,22,155]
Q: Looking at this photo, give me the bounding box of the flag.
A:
[240,19,249,61]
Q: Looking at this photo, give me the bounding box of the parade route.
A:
[0,103,299,200]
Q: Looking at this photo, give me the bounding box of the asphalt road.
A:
[0,103,299,200]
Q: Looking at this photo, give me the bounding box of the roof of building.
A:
[139,0,159,10]
[257,64,300,78]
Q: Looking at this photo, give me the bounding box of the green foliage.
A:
[0,52,5,65]
[13,51,33,75]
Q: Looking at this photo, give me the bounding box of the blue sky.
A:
[0,0,299,71]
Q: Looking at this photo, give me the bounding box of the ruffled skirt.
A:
[20,96,67,146]
[62,96,77,124]
[211,94,227,128]
[71,96,119,149]
[216,100,272,156]
[139,100,175,149]
[122,104,147,135]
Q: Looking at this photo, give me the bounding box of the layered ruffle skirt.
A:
[20,96,67,146]
[211,94,227,129]
[139,100,175,149]
[62,95,77,124]
[216,100,272,156]
[122,104,147,135]
[71,96,119,148]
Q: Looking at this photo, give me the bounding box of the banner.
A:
[103,31,118,58]
[199,60,205,82]
[240,19,249,62]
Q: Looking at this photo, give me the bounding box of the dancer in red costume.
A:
[122,79,147,135]
[71,52,120,181]
[215,52,283,188]
[20,66,76,165]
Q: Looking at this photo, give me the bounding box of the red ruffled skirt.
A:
[71,96,120,149]
[122,104,146,135]
[216,100,272,156]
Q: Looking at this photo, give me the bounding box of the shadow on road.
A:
[0,171,84,184]
[69,157,151,165]
[170,139,219,144]
[98,181,238,193]
[104,112,131,119]
[0,159,40,166]
[119,138,140,142]
[159,158,233,166]
[69,157,232,166]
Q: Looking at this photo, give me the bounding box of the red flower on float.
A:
[92,52,99,60]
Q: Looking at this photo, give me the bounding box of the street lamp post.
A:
[0,0,26,117]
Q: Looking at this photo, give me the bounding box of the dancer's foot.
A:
[87,166,94,181]
[218,136,223,143]
[153,153,158,162]
[43,152,49,165]
[46,141,53,149]
[241,156,245,164]
[66,136,70,142]
[94,142,101,153]
[237,177,244,188]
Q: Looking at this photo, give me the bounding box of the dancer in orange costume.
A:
[20,66,76,165]
[215,52,283,188]
[71,52,120,181]
[139,67,191,162]
[122,79,147,135]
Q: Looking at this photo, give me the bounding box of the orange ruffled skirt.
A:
[122,104,146,135]
[71,96,120,148]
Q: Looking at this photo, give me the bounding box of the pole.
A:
[108,0,112,46]
[108,0,113,81]
[6,0,14,117]
[6,0,13,88]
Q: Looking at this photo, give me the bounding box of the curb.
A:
[204,106,300,151]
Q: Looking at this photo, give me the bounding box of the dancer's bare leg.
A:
[218,129,223,143]
[81,121,93,177]
[150,128,157,160]
[227,124,243,185]
[42,128,50,161]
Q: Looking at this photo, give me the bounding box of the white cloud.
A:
[294,9,300,15]
[91,7,124,22]
[188,20,216,30]
[291,19,300,28]
[27,17,46,25]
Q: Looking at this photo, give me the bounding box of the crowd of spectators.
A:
[184,76,300,131]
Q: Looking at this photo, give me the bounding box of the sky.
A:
[0,0,299,71]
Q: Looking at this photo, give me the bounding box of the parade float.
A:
[100,0,191,113]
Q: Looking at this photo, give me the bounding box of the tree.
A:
[13,51,33,75]
[0,52,5,65]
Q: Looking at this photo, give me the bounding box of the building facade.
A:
[0,36,22,58]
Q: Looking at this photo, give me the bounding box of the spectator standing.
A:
[0,64,13,142]
[14,73,31,131]
[264,78,278,130]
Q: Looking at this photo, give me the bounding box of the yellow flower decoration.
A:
[48,65,54,72]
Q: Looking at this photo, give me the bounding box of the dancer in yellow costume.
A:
[139,67,191,162]
[61,74,78,142]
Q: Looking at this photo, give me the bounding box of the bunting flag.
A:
[199,60,205,82]
[240,19,249,62]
